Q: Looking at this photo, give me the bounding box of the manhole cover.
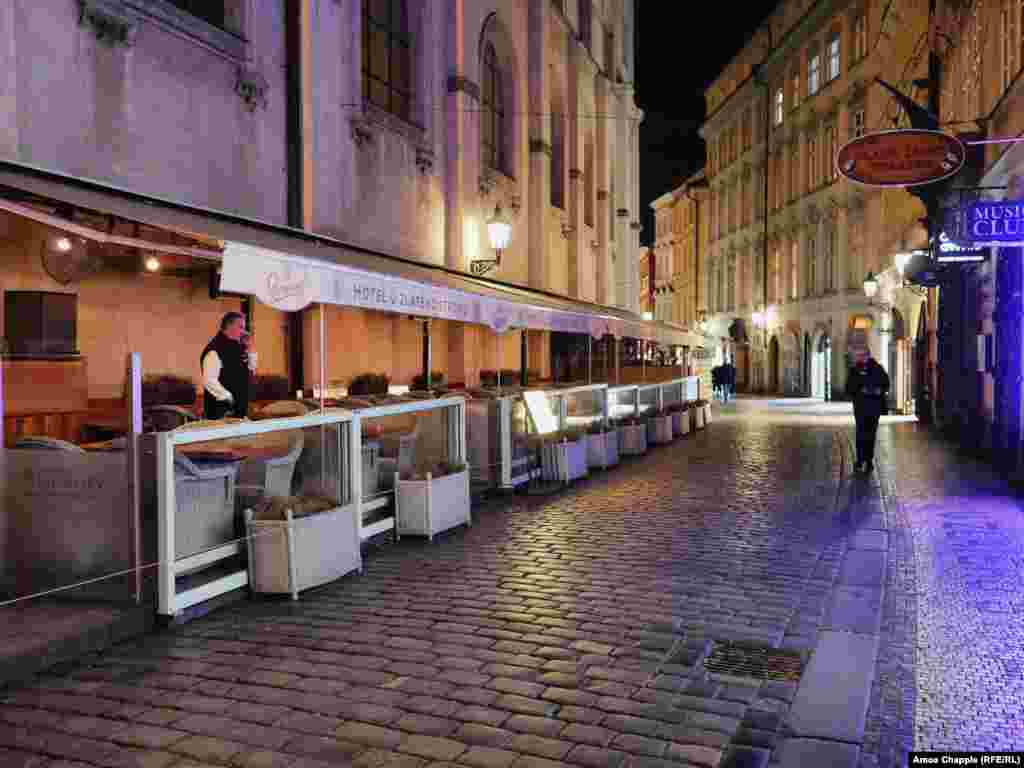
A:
[703,641,805,682]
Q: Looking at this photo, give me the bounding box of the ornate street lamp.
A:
[472,204,512,276]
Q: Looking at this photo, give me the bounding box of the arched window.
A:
[363,0,412,121]
[482,42,506,174]
[807,237,817,297]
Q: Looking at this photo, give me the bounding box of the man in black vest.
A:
[201,312,251,420]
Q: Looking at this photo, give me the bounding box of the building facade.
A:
[692,0,931,402]
[0,0,645,396]
[927,0,1024,465]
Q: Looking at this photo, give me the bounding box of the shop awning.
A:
[0,159,694,346]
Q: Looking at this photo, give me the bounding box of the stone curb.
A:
[774,432,888,768]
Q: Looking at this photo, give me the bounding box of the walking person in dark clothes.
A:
[846,349,890,473]
[201,312,252,420]
[722,359,736,404]
[711,364,723,402]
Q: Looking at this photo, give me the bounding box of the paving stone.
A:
[607,734,668,758]
[837,551,886,588]
[459,746,521,768]
[399,735,469,762]
[848,531,887,551]
[665,742,723,767]
[508,734,574,760]
[774,738,860,768]
[564,744,628,768]
[504,715,565,738]
[338,722,406,749]
[719,744,771,768]
[823,587,884,635]
[787,631,878,743]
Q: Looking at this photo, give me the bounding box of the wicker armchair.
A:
[237,434,305,505]
[144,405,196,432]
[12,437,86,453]
[172,453,240,568]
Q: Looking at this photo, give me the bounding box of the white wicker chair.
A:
[236,434,305,501]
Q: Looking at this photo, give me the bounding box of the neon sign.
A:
[957,201,1024,246]
[933,232,986,263]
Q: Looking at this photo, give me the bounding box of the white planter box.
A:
[703,404,713,424]
[619,424,648,456]
[585,431,620,469]
[246,505,362,600]
[540,439,589,483]
[647,415,673,445]
[396,469,471,541]
[695,406,706,430]
[672,410,690,437]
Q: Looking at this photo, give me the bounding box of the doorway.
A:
[768,336,780,393]
[803,333,811,395]
[811,331,832,400]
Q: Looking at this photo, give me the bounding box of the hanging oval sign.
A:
[835,129,966,187]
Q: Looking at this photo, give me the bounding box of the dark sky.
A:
[635,1,776,243]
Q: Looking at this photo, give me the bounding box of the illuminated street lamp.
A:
[863,270,879,301]
[472,204,512,276]
[642,311,653,321]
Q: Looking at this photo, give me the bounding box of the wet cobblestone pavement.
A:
[0,399,1019,767]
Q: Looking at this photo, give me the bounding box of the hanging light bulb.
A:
[145,255,161,272]
[55,237,72,253]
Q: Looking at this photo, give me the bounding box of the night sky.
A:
[635,1,776,243]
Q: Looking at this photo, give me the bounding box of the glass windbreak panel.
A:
[638,387,659,416]
[564,389,605,431]
[167,426,329,564]
[1,440,135,606]
[466,397,501,489]
[509,396,535,485]
[608,388,637,421]
[361,406,455,502]
[546,393,566,433]
[663,382,684,409]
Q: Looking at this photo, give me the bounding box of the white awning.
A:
[221,240,683,343]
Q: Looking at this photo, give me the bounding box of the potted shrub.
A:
[395,461,471,541]
[348,372,390,397]
[667,402,690,437]
[585,421,620,469]
[250,374,291,404]
[616,416,648,456]
[141,373,197,408]
[535,429,588,484]
[410,371,447,394]
[691,400,706,430]
[245,494,361,601]
[647,408,674,445]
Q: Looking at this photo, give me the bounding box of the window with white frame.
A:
[363,0,413,122]
[790,241,798,299]
[826,227,836,291]
[828,33,841,81]
[807,135,817,191]
[775,88,784,124]
[852,107,865,138]
[824,123,836,181]
[854,14,867,61]
[1002,0,1016,92]
[807,237,816,296]
[808,50,821,95]
[482,41,509,174]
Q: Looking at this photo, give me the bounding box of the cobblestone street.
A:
[0,399,1021,767]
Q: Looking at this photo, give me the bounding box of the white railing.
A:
[156,410,357,617]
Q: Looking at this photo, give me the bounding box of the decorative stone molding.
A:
[846,79,866,106]
[568,168,583,181]
[529,139,552,156]
[236,66,269,111]
[78,0,137,46]
[616,208,629,218]
[631,221,642,231]
[415,145,435,175]
[350,115,374,148]
[446,74,480,102]
[597,189,609,201]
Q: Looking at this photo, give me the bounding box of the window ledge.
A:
[357,102,427,144]
[99,0,249,61]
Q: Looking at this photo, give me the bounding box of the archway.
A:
[768,336,780,393]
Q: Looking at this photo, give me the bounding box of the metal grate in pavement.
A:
[703,641,805,682]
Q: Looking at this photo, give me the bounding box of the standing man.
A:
[723,358,736,404]
[846,350,890,473]
[201,311,251,420]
